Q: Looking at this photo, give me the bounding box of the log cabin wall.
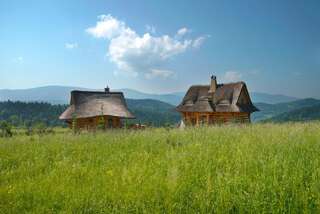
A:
[182,112,250,125]
[67,116,122,130]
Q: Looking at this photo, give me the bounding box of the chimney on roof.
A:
[105,86,110,93]
[208,75,217,94]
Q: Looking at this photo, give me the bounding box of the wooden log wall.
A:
[67,116,122,130]
[182,112,250,125]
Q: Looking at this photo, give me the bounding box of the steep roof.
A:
[59,90,135,120]
[176,82,258,113]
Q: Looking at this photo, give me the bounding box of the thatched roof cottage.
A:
[176,75,258,125]
[59,87,135,129]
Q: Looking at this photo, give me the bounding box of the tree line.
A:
[0,100,180,130]
[0,101,67,127]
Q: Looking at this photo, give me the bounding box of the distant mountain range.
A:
[0,85,300,105]
[0,86,85,105]
[250,92,298,104]
[121,88,183,106]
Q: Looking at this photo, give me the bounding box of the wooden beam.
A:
[196,112,199,126]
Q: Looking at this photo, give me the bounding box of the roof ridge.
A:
[71,90,123,94]
[190,84,210,87]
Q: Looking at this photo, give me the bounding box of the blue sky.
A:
[0,0,319,98]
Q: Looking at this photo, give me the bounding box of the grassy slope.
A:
[1,123,320,213]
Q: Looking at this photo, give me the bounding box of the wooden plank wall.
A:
[67,116,122,130]
[182,112,250,125]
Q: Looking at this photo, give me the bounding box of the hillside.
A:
[251,98,320,121]
[265,104,320,122]
[126,99,180,126]
[0,101,66,127]
[0,99,180,127]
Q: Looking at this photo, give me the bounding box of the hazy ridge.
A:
[0,85,299,105]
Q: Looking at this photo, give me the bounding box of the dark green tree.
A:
[0,121,13,137]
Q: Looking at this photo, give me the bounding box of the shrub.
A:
[0,121,13,137]
[25,126,33,136]
[33,122,47,136]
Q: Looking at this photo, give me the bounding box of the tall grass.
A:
[1,123,320,213]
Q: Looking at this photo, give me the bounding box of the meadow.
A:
[1,123,320,213]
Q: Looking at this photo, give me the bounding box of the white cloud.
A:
[176,27,190,36]
[192,36,207,48]
[145,69,174,79]
[86,14,207,78]
[86,14,127,39]
[65,43,78,49]
[222,71,242,82]
[108,33,192,73]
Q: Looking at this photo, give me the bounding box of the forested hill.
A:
[126,99,180,126]
[1,98,320,127]
[252,98,320,121]
[264,104,320,122]
[0,101,66,127]
[0,99,180,127]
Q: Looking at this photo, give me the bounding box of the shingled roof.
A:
[59,90,135,120]
[176,81,258,113]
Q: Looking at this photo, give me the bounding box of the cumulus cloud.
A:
[86,14,206,78]
[65,42,78,49]
[176,27,190,36]
[222,71,243,82]
[192,36,207,48]
[145,69,174,79]
[86,14,127,39]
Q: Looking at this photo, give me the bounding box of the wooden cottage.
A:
[176,75,258,125]
[59,87,135,129]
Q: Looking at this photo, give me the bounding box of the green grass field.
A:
[1,123,320,213]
